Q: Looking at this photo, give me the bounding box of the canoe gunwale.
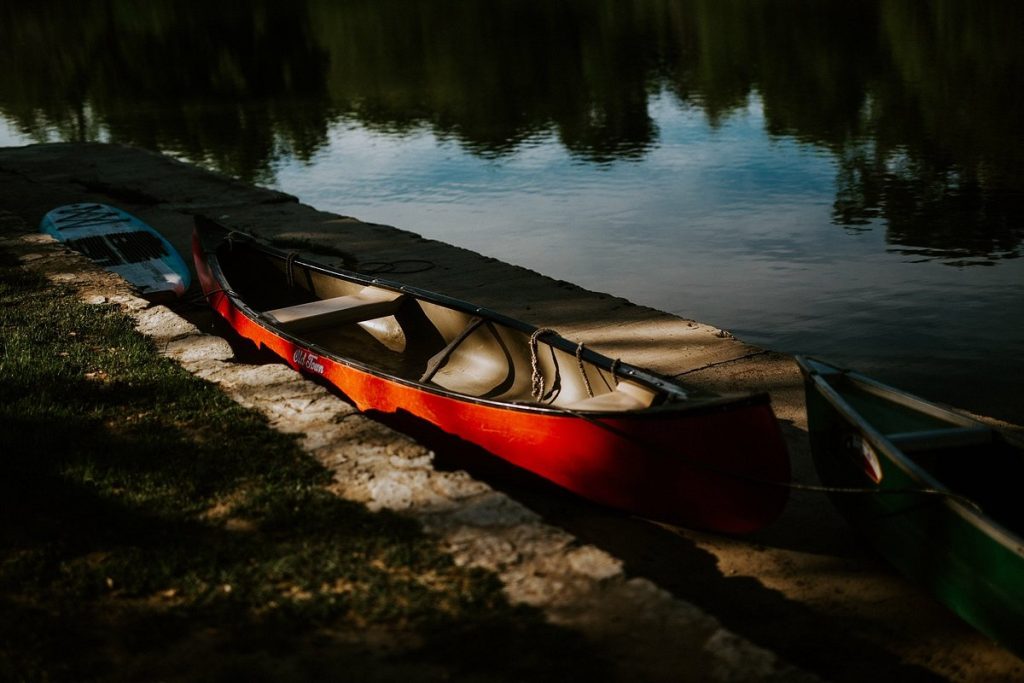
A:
[195,219,775,418]
[796,355,1024,559]
[226,279,769,420]
[226,231,688,398]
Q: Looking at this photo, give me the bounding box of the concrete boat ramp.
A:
[1,143,1020,681]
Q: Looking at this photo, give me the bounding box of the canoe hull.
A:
[799,357,1024,656]
[194,230,791,533]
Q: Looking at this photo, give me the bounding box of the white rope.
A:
[575,342,594,398]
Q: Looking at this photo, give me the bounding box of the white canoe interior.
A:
[220,244,662,412]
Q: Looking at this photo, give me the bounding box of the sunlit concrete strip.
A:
[0,214,818,683]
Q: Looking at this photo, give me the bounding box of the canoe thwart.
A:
[264,287,406,332]
[888,426,994,453]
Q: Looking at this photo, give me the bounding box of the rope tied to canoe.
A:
[576,342,594,398]
[533,330,625,402]
[285,251,299,288]
[223,231,250,252]
[190,285,242,309]
[781,480,982,512]
[529,328,557,402]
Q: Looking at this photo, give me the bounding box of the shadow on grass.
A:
[0,262,611,681]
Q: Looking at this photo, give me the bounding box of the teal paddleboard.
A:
[40,203,191,297]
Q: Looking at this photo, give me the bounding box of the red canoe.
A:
[192,218,790,533]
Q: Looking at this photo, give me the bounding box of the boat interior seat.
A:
[264,287,406,333]
[887,426,993,453]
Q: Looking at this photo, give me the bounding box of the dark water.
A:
[2,1,1022,422]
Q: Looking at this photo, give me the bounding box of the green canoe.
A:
[797,356,1024,657]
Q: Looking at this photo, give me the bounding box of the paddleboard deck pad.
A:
[40,203,191,297]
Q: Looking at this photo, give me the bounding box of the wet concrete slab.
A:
[2,142,1021,681]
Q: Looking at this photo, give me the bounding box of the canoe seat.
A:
[888,426,993,453]
[264,287,406,333]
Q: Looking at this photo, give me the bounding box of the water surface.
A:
[2,0,1021,421]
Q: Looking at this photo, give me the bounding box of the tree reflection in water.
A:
[0,0,1021,259]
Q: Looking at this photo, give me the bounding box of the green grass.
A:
[0,255,609,682]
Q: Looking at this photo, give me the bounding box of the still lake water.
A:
[2,1,1022,421]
